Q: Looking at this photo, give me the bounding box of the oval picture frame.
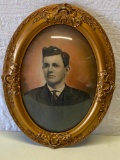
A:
[2,3,115,148]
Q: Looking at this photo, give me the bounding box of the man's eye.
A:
[53,64,59,68]
[43,63,49,68]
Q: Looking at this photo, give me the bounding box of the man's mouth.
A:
[47,75,55,78]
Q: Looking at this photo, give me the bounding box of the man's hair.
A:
[42,46,70,67]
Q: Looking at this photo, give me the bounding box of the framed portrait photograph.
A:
[2,3,115,148]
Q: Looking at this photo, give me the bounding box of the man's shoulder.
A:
[65,85,90,99]
[24,85,46,97]
[65,85,86,93]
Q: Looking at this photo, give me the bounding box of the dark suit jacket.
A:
[23,84,92,132]
[24,84,90,106]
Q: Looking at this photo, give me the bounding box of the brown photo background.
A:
[21,25,97,98]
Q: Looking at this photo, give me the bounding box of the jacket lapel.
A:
[62,85,74,105]
[55,85,73,105]
[37,84,52,105]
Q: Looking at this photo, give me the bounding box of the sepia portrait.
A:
[21,24,97,132]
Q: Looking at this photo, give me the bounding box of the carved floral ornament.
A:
[32,3,100,29]
[2,3,115,148]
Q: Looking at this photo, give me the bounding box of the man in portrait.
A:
[23,46,92,132]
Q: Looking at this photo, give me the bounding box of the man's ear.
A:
[65,66,70,73]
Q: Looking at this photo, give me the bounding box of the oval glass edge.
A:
[2,3,115,148]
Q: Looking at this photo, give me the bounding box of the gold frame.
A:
[2,3,115,148]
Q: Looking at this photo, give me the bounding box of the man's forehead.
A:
[43,54,63,62]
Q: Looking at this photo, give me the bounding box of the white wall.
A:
[0,0,120,134]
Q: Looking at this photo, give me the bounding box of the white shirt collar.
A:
[47,84,65,96]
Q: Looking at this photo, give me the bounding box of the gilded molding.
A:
[2,3,115,148]
[97,70,115,103]
[2,43,20,106]
[32,3,98,29]
[27,130,72,148]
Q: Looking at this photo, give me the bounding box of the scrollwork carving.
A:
[32,3,98,29]
[2,43,20,106]
[97,70,115,102]
[2,62,20,105]
[96,70,115,115]
[5,63,20,95]
[27,130,72,148]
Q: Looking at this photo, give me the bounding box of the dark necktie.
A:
[51,90,58,104]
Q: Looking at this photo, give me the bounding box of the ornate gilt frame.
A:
[2,3,115,148]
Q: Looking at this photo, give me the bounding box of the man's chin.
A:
[47,81,61,87]
[47,81,56,86]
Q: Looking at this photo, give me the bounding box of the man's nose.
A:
[48,66,53,72]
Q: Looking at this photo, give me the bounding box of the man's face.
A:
[42,54,69,88]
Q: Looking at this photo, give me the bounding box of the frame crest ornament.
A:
[2,3,115,148]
